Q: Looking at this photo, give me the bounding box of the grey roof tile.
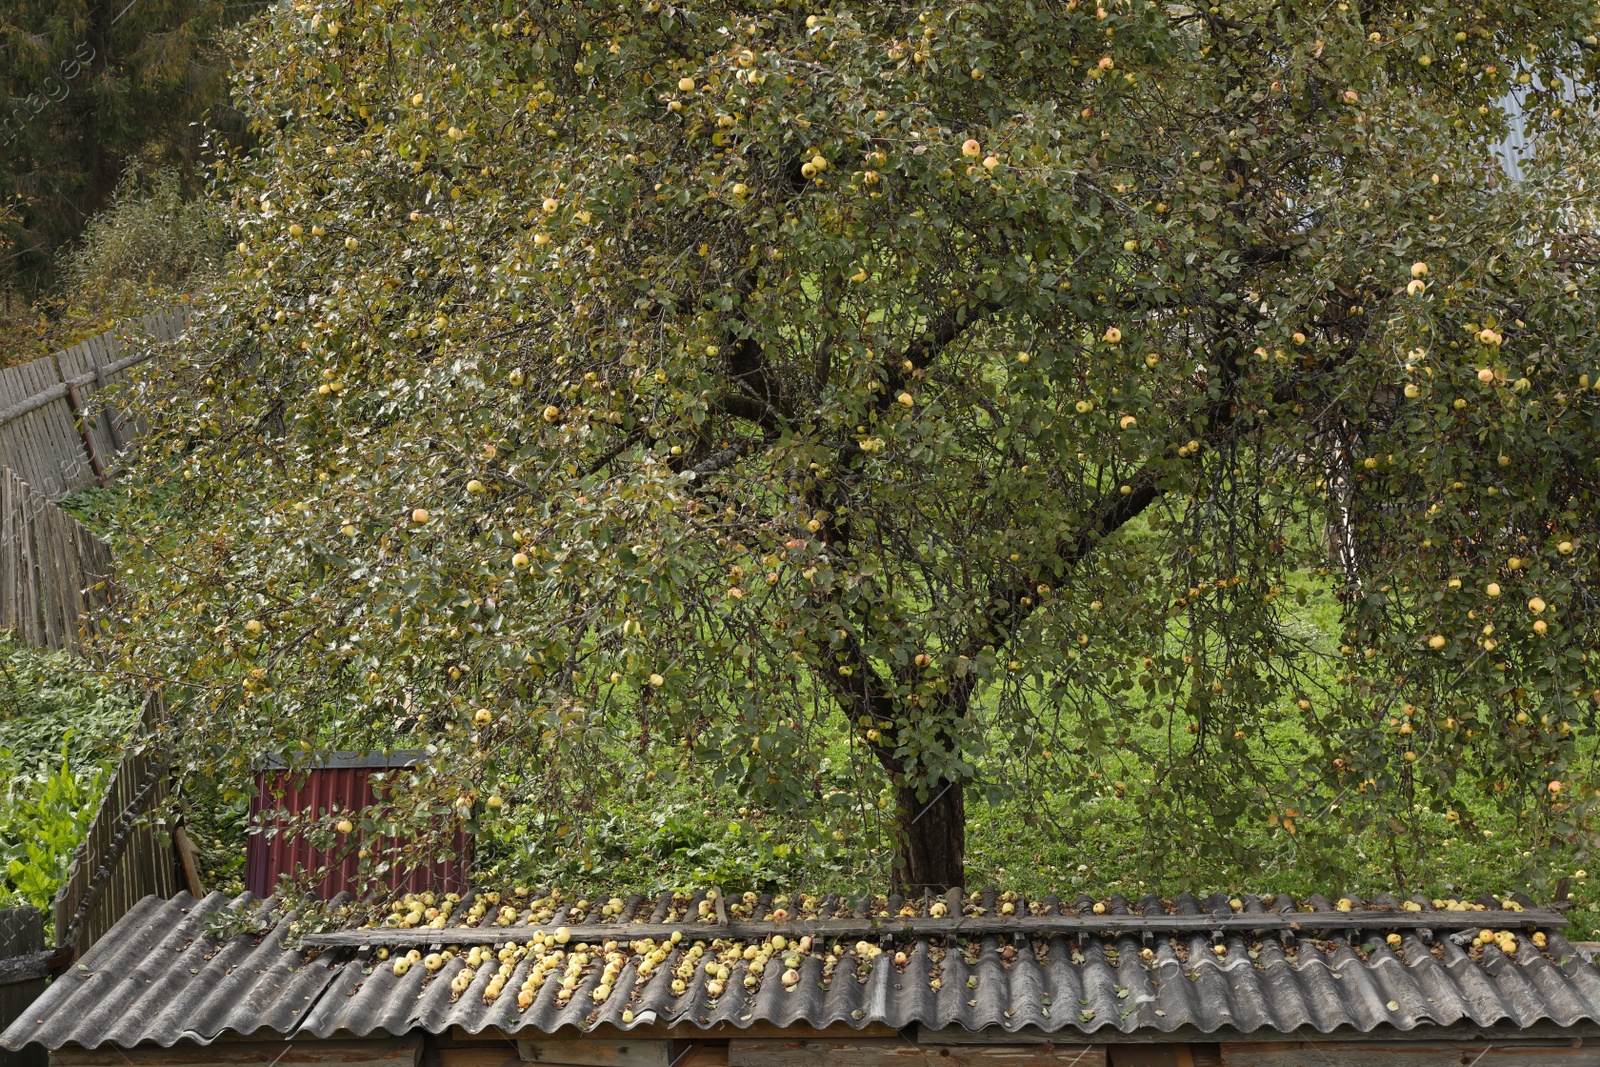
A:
[7,890,1600,1051]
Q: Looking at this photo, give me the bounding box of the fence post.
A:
[61,381,107,487]
[92,357,125,452]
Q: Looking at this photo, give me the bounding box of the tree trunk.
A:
[892,778,966,894]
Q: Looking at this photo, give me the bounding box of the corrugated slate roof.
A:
[7,888,1600,1050]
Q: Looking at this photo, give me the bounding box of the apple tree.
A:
[114,0,1600,891]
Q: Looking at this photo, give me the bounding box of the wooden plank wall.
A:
[51,692,177,962]
[0,467,114,654]
[1218,1041,1600,1065]
[0,908,47,1067]
[0,307,188,501]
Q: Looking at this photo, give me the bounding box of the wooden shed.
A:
[6,887,1600,1067]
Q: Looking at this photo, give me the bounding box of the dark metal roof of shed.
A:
[6,888,1600,1050]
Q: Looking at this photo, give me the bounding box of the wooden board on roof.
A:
[728,1038,1107,1067]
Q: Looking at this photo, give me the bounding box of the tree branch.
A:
[958,466,1162,664]
[812,302,997,554]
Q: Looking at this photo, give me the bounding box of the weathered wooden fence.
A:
[0,908,47,1067]
[0,468,114,653]
[50,692,179,964]
[0,307,189,501]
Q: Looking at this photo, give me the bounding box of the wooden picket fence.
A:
[0,468,114,653]
[0,307,189,501]
[0,313,193,1015]
[50,692,179,964]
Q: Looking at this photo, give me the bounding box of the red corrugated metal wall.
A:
[246,762,471,899]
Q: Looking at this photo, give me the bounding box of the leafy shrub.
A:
[0,637,139,771]
[52,162,225,330]
[0,163,224,367]
[0,636,138,920]
[0,746,106,915]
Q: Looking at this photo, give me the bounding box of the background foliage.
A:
[0,0,248,297]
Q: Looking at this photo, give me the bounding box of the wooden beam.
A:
[173,825,204,899]
[300,908,1567,950]
[516,1041,670,1067]
[922,1030,1124,1049]
[728,1039,1106,1067]
[449,1025,900,1045]
[50,1038,422,1067]
[446,1056,717,1067]
[1219,1041,1600,1066]
[0,949,55,984]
